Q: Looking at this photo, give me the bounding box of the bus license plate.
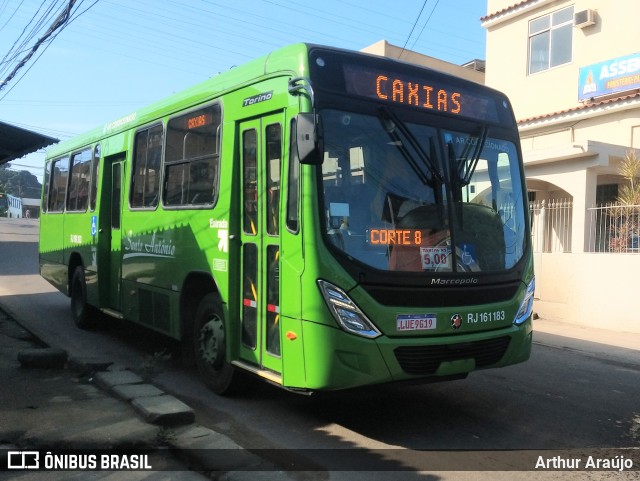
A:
[397,314,437,331]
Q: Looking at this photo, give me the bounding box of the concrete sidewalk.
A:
[0,309,290,480]
[532,315,640,368]
[1,304,638,480]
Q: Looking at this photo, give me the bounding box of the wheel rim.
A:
[198,314,225,369]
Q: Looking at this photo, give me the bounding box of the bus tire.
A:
[193,293,238,395]
[70,266,97,329]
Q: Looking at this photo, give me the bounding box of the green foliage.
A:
[608,150,640,252]
[616,150,640,206]
[0,164,42,198]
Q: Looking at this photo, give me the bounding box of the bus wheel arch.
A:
[193,292,239,395]
[179,272,217,365]
[68,256,97,329]
[180,273,240,394]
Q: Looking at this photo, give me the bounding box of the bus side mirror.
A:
[296,113,323,165]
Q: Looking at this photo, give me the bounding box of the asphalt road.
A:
[1,217,638,480]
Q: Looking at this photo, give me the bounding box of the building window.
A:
[528,6,574,75]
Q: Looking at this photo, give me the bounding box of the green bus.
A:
[39,44,534,394]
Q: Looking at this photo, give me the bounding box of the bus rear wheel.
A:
[193,293,238,395]
[70,266,98,329]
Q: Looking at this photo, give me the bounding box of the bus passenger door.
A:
[98,155,124,313]
[238,114,284,378]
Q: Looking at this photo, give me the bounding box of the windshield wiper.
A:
[378,107,444,185]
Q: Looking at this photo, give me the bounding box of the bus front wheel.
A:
[193,293,237,395]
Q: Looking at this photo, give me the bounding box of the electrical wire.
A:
[0,0,98,100]
[408,0,440,52]
[0,0,485,131]
[399,0,429,59]
[0,0,68,80]
[0,0,26,34]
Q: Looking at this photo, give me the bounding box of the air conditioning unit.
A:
[574,9,596,28]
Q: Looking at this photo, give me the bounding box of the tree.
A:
[609,150,640,252]
[616,149,640,206]
[0,164,42,198]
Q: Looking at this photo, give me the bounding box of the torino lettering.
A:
[375,75,462,114]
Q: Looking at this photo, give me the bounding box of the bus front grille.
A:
[394,336,511,375]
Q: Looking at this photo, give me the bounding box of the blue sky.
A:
[0,0,488,181]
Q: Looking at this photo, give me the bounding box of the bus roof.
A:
[45,43,312,159]
[45,43,512,159]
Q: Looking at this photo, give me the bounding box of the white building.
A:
[482,0,640,332]
[7,194,22,218]
[365,1,640,333]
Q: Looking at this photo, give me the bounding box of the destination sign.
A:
[186,112,213,130]
[343,64,501,123]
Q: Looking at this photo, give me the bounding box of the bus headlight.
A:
[513,278,535,325]
[317,280,381,339]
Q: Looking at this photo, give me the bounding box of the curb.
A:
[93,369,196,426]
[13,341,284,475]
[17,347,68,369]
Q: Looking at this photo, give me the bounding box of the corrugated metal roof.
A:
[0,121,58,165]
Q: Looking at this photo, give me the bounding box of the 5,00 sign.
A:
[420,246,451,270]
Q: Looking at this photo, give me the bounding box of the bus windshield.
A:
[320,108,527,273]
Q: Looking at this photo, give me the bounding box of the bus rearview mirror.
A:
[296,113,322,165]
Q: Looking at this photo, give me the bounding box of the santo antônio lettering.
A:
[375,75,462,114]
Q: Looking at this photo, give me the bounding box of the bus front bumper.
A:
[298,319,532,391]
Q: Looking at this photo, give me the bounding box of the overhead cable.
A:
[0,0,77,93]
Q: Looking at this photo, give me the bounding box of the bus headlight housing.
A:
[513,278,535,325]
[317,280,381,339]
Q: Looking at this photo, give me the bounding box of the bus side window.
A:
[131,124,163,208]
[242,129,258,234]
[164,104,221,207]
[266,123,281,236]
[67,148,92,212]
[49,156,69,212]
[42,161,52,213]
[286,119,300,233]
[89,144,101,211]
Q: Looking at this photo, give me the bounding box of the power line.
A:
[0,0,27,34]
[408,0,441,52]
[399,0,429,59]
[0,117,78,137]
[0,0,77,94]
[0,0,62,75]
[0,0,100,101]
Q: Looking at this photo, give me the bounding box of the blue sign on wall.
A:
[578,52,640,101]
